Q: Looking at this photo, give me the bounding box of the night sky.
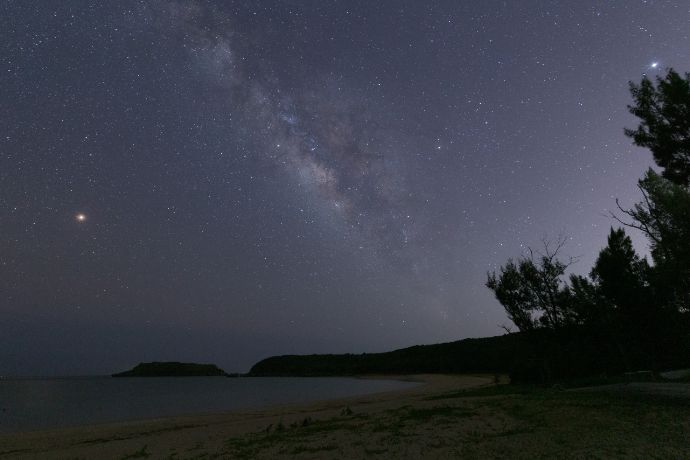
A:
[2,1,688,376]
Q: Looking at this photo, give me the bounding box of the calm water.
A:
[0,376,417,433]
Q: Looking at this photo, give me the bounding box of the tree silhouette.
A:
[625,69,690,187]
[485,69,690,381]
[486,238,575,332]
[590,227,650,312]
[621,68,690,312]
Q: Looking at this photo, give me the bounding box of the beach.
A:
[3,374,690,459]
[0,375,488,459]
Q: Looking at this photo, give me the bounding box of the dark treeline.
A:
[250,334,519,376]
[487,69,690,382]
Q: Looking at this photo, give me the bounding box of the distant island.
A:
[112,361,228,377]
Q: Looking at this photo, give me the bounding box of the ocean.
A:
[0,376,418,433]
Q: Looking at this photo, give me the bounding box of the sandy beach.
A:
[0,375,491,459]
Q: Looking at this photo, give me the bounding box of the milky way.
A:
[162,1,426,258]
[2,1,688,375]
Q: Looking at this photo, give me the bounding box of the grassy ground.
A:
[217,385,690,459]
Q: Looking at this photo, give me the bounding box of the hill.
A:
[112,361,228,377]
[249,334,520,376]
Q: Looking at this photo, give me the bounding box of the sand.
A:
[0,374,492,459]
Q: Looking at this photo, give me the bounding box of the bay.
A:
[0,376,417,434]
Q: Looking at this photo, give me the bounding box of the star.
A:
[650,62,659,69]
[75,213,87,222]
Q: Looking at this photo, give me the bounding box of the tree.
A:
[484,69,690,380]
[589,228,657,369]
[590,227,650,311]
[616,171,690,311]
[565,274,605,326]
[625,69,690,187]
[486,259,538,331]
[622,68,690,312]
[486,238,575,332]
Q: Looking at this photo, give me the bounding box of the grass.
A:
[222,416,364,459]
[394,405,478,422]
[78,423,200,445]
[425,383,541,400]
[661,373,690,383]
[218,385,690,459]
[120,445,150,459]
[289,443,338,454]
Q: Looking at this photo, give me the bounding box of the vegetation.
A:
[220,386,690,459]
[112,362,228,377]
[625,69,690,187]
[487,68,690,382]
[250,334,520,376]
[120,445,151,459]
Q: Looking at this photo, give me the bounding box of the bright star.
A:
[76,213,87,222]
[650,62,659,69]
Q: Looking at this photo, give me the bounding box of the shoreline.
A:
[0,374,424,436]
[0,374,491,459]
